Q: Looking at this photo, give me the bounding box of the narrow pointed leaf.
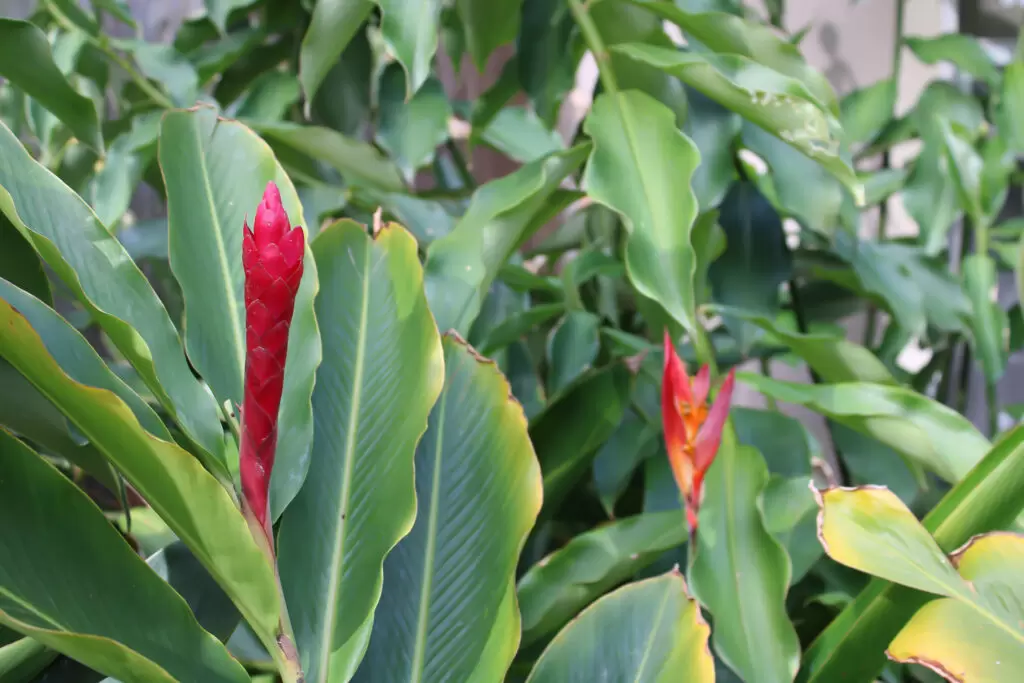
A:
[0,636,55,683]
[354,335,542,681]
[0,214,50,305]
[689,439,800,682]
[376,65,452,182]
[526,573,714,683]
[378,0,443,95]
[298,0,373,104]
[456,0,520,70]
[277,220,445,683]
[0,430,248,683]
[906,34,1001,86]
[424,144,590,335]
[0,121,227,474]
[546,310,600,395]
[582,90,700,334]
[964,255,1008,385]
[159,107,322,519]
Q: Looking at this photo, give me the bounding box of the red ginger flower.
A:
[662,330,735,533]
[240,182,304,532]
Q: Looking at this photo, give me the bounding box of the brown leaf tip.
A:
[886,652,964,682]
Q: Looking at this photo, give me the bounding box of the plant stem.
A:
[444,140,476,191]
[759,358,779,410]
[567,0,619,96]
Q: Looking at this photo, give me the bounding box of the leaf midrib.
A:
[316,237,373,683]
[630,583,674,682]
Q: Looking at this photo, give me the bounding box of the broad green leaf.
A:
[582,90,700,334]
[0,20,102,151]
[0,636,55,683]
[592,411,661,516]
[690,439,800,682]
[456,0,520,70]
[625,0,838,113]
[123,41,199,106]
[206,0,258,32]
[378,0,443,95]
[159,107,322,518]
[840,78,896,146]
[526,572,714,683]
[832,424,921,505]
[860,167,907,207]
[251,120,405,191]
[277,221,444,683]
[546,310,600,395]
[308,24,373,137]
[354,335,542,681]
[613,43,859,200]
[88,113,160,230]
[234,71,301,122]
[531,364,633,517]
[999,61,1024,154]
[518,512,688,646]
[518,0,579,125]
[964,255,1008,385]
[109,507,177,558]
[911,81,986,142]
[732,407,816,478]
[906,34,1000,86]
[709,182,791,352]
[480,303,565,355]
[505,340,546,420]
[685,88,740,210]
[0,120,227,474]
[298,0,373,104]
[0,430,248,683]
[762,476,821,584]
[376,65,451,182]
[716,307,895,384]
[800,426,1024,683]
[691,210,726,305]
[939,118,987,228]
[0,213,50,306]
[888,532,1024,680]
[0,299,289,676]
[424,144,589,335]
[739,373,989,485]
[476,106,565,164]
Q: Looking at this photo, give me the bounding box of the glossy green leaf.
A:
[298,0,373,105]
[740,374,989,486]
[424,144,589,335]
[159,107,322,517]
[964,255,1008,386]
[354,335,542,681]
[839,78,896,147]
[582,90,699,334]
[526,572,714,683]
[234,71,302,122]
[546,310,600,395]
[906,34,1000,86]
[88,113,160,231]
[251,120,406,191]
[124,41,199,106]
[732,407,816,478]
[277,220,444,683]
[593,411,661,516]
[308,24,373,137]
[110,507,178,558]
[0,430,248,683]
[476,106,565,164]
[456,0,520,70]
[0,298,290,678]
[0,213,50,306]
[690,439,800,682]
[685,88,740,210]
[378,0,443,95]
[518,0,579,125]
[518,512,688,646]
[762,476,821,584]
[376,65,451,182]
[480,303,565,355]
[0,20,102,151]
[531,364,633,517]
[999,60,1024,154]
[0,636,55,683]
[717,308,895,384]
[800,425,1024,683]
[0,120,227,474]
[614,43,859,199]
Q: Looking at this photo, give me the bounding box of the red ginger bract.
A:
[240,181,304,532]
[661,331,735,533]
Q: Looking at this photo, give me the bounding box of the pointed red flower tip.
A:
[661,332,735,534]
[240,181,305,532]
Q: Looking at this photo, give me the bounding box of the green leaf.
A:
[424,144,589,335]
[690,439,800,682]
[479,303,565,356]
[0,299,290,678]
[739,373,989,485]
[378,0,443,95]
[0,636,56,683]
[476,106,565,164]
[0,213,50,306]
[0,121,227,474]
[839,78,896,147]
[531,364,633,517]
[251,120,406,191]
[0,430,248,683]
[205,0,258,32]
[732,407,816,478]
[0,19,102,151]
[762,476,822,584]
[860,167,907,207]
[234,71,302,122]
[998,60,1024,154]
[298,0,373,104]
[911,81,986,142]
[709,182,791,352]
[964,254,1008,386]
[546,310,600,395]
[685,88,741,210]
[799,426,1024,683]
[159,107,322,518]
[277,220,444,683]
[832,423,921,505]
[613,43,859,200]
[906,34,1000,86]
[518,512,688,646]
[526,572,714,683]
[353,335,542,681]
[582,90,700,334]
[716,307,895,384]
[376,64,451,182]
[87,112,161,230]
[123,41,199,106]
[592,411,661,516]
[456,0,520,70]
[939,118,987,229]
[308,25,373,137]
[518,0,578,126]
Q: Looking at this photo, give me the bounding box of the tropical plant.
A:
[1,0,1024,682]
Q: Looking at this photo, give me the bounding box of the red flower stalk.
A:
[662,331,735,533]
[240,182,304,532]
